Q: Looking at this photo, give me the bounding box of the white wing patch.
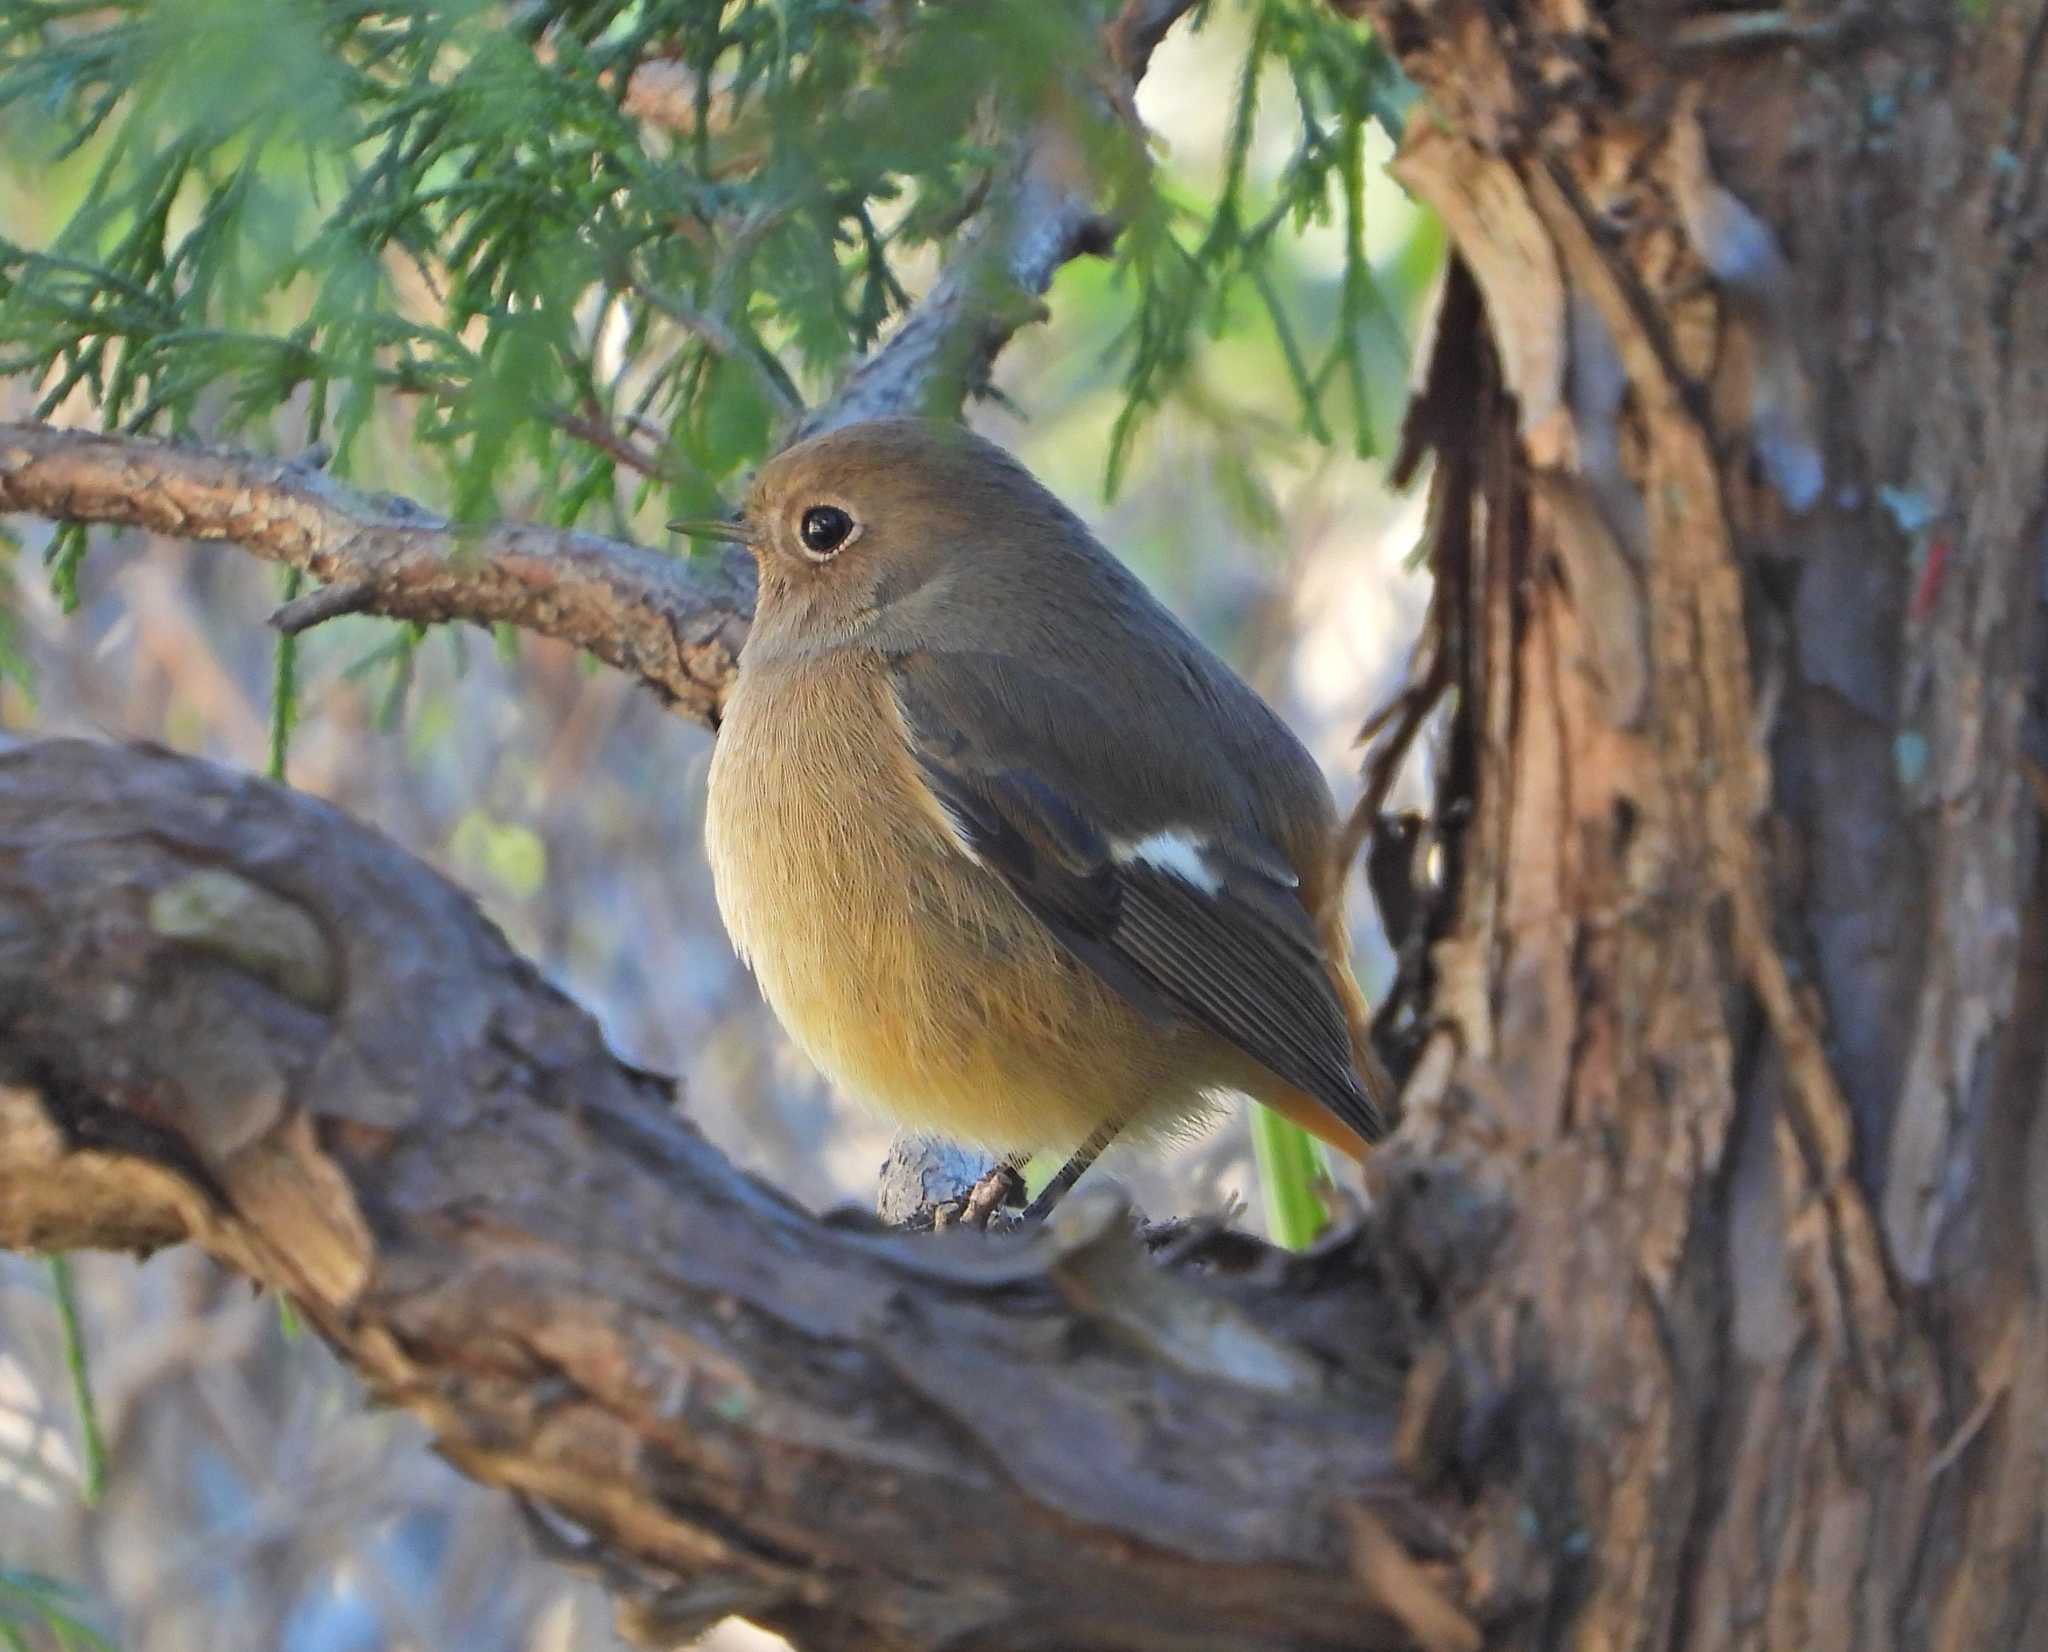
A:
[928,793,987,867]
[1113,830,1222,896]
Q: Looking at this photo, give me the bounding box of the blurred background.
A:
[0,3,1438,1648]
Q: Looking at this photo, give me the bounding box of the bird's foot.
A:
[931,1163,1027,1232]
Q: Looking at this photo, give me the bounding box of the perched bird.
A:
[681,418,1393,1213]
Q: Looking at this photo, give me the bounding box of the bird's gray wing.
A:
[887,647,1387,1146]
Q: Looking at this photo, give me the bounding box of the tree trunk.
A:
[1362,0,2048,1642]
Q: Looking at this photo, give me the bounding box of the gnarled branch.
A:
[0,737,1452,1652]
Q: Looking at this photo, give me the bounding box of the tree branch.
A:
[0,737,1448,1652]
[793,0,1202,438]
[0,424,751,727]
[792,130,1112,439]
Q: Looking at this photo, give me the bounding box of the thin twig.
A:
[271,576,377,636]
[543,405,687,485]
[629,279,804,416]
[1104,0,1200,80]
[1337,638,1450,877]
[1662,10,1845,53]
[373,363,700,489]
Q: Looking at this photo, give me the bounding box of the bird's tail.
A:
[1255,1076,1378,1163]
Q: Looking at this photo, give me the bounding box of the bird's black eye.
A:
[799,504,856,558]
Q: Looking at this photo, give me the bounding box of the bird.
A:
[678,417,1394,1218]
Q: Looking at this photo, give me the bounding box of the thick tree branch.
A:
[0,424,752,727]
[0,738,1458,1652]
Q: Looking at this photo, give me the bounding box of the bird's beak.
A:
[668,516,754,545]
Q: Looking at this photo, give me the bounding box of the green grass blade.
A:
[1250,1107,1329,1250]
[43,1258,106,1502]
[263,575,305,1344]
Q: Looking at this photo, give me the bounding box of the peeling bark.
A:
[1354,0,2048,1643]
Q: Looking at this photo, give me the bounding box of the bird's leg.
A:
[956,1154,1029,1228]
[927,1152,1028,1231]
[937,1122,1125,1233]
[1020,1120,1124,1223]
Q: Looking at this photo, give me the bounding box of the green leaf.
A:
[44,523,87,613]
[0,527,35,707]
[695,353,775,481]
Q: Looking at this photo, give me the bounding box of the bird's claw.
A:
[931,1163,1027,1232]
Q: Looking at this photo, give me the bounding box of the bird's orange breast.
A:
[705,652,1203,1153]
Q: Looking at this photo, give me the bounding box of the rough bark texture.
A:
[1351,0,2048,1643]
[0,423,754,724]
[0,741,1453,1652]
[4,0,2046,1648]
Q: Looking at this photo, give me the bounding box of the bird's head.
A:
[674,417,1094,657]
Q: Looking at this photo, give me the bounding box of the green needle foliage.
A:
[0,0,1416,1268]
[1108,0,1413,490]
[0,523,31,698]
[0,0,1412,521]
